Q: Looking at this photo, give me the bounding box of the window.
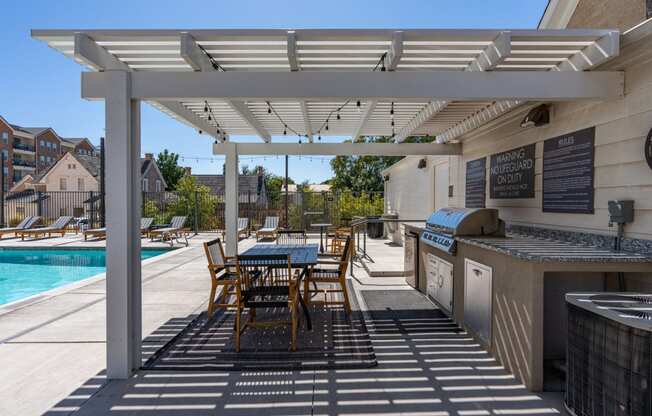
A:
[47,156,52,163]
[53,143,57,151]
[46,142,52,149]
[155,180,162,192]
[40,140,45,148]
[77,177,84,191]
[39,155,45,162]
[59,177,67,191]
[1,150,7,160]
[142,178,149,192]
[1,132,7,144]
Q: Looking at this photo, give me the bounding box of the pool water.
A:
[0,249,170,306]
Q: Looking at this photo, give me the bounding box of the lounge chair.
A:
[149,216,188,246]
[17,216,73,240]
[83,217,154,241]
[237,217,249,239]
[0,216,41,239]
[256,216,279,241]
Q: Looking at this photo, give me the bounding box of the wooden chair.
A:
[304,236,352,313]
[329,227,353,256]
[203,238,238,318]
[149,216,188,246]
[235,254,300,351]
[276,229,307,245]
[17,216,73,240]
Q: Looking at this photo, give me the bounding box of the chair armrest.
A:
[317,259,344,266]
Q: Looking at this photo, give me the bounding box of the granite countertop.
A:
[456,234,652,263]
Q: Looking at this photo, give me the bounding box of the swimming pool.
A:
[0,248,171,306]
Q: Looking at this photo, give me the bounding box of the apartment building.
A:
[0,115,97,190]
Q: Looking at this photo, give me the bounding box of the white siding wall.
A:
[453,47,652,240]
[384,156,456,221]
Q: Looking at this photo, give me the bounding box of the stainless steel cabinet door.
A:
[464,259,493,345]
[426,254,453,314]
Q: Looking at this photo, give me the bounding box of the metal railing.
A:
[12,158,36,167]
[13,142,35,152]
[1,189,386,235]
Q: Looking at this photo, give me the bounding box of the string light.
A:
[336,110,341,121]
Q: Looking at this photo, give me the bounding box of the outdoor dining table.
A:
[239,243,319,330]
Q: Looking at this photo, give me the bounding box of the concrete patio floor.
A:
[0,233,567,416]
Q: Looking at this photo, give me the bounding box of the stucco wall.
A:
[567,0,647,31]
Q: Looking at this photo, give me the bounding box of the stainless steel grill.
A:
[420,207,505,254]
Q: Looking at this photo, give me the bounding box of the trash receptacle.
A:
[366,216,383,239]
[382,213,400,244]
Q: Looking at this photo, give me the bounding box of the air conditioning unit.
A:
[565,293,652,416]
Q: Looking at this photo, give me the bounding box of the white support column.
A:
[224,142,239,257]
[104,71,142,379]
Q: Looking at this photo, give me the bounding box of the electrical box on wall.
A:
[608,200,634,225]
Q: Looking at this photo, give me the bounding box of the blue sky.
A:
[1,0,547,183]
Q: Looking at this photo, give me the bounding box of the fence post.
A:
[89,190,95,229]
[0,156,4,228]
[37,191,43,218]
[193,190,199,234]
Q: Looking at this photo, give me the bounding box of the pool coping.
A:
[0,245,191,316]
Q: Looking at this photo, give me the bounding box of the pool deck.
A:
[0,232,567,416]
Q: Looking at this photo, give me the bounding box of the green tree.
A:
[329,136,434,193]
[156,149,186,190]
[166,175,218,230]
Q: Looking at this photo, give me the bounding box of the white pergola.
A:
[32,28,621,379]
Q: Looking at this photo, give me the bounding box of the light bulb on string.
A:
[336,110,341,121]
[208,114,212,121]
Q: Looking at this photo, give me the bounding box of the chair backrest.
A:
[236,254,292,290]
[14,216,33,229]
[26,216,41,229]
[276,229,307,245]
[237,217,249,230]
[52,216,73,229]
[170,216,187,229]
[204,238,227,268]
[141,217,154,230]
[338,236,352,275]
[263,216,279,229]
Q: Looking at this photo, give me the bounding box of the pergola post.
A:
[104,70,143,379]
[224,142,239,256]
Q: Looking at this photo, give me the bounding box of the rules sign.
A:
[465,157,487,208]
[489,144,536,199]
[542,127,595,214]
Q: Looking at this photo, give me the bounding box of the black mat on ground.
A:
[360,289,463,322]
[143,286,376,371]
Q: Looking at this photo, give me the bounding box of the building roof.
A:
[287,183,331,193]
[193,174,263,196]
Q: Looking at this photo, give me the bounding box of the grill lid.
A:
[425,207,504,236]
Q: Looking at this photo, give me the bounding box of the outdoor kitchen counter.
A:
[456,233,652,263]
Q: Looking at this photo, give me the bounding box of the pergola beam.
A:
[287,31,299,71]
[73,33,130,71]
[352,100,377,140]
[300,100,313,142]
[395,31,511,142]
[153,101,221,140]
[82,70,624,101]
[395,101,447,142]
[436,31,619,143]
[385,31,404,71]
[180,33,214,71]
[557,30,619,71]
[227,100,272,142]
[213,142,461,156]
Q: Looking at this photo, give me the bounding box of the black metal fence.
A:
[1,189,384,231]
